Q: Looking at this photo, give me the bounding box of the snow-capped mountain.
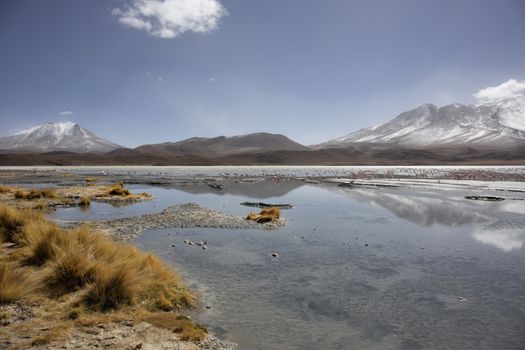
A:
[319,96,525,148]
[0,122,121,153]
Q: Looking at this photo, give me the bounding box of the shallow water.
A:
[53,181,525,349]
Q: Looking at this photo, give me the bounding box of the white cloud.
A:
[59,111,74,116]
[473,79,525,103]
[208,77,216,83]
[113,0,227,39]
[158,75,163,82]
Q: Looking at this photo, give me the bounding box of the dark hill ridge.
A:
[136,132,310,157]
[1,144,524,166]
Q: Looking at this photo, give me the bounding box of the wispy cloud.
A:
[158,75,163,82]
[112,0,227,39]
[473,79,525,103]
[208,77,216,83]
[59,110,74,116]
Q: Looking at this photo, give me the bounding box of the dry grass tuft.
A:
[14,188,58,200]
[0,263,32,304]
[36,188,58,199]
[0,204,43,243]
[0,204,196,313]
[84,265,138,310]
[44,251,96,297]
[246,207,281,223]
[105,183,131,196]
[14,189,27,199]
[25,225,70,266]
[79,196,90,207]
[0,185,12,193]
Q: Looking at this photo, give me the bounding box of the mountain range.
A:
[1,96,524,165]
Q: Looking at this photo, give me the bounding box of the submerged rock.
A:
[240,202,293,209]
[465,195,505,201]
[208,183,224,191]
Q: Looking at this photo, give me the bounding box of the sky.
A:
[1,0,525,147]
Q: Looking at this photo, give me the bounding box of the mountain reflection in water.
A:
[327,185,525,252]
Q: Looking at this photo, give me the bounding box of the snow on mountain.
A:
[319,96,525,148]
[0,122,121,153]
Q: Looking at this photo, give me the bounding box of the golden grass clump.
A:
[0,263,32,304]
[14,189,27,199]
[13,219,56,247]
[84,265,138,310]
[85,177,98,183]
[0,185,12,193]
[246,207,281,223]
[0,203,195,313]
[105,182,131,196]
[0,204,43,243]
[35,188,57,199]
[43,250,96,297]
[13,188,57,200]
[25,224,71,266]
[79,196,90,207]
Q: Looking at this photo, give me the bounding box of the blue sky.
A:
[1,0,524,147]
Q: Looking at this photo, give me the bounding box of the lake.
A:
[49,177,525,350]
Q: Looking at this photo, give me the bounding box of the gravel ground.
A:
[0,301,236,350]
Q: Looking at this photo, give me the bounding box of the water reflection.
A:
[169,179,303,198]
[328,186,488,226]
[473,228,525,251]
[501,202,525,214]
[328,185,525,252]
